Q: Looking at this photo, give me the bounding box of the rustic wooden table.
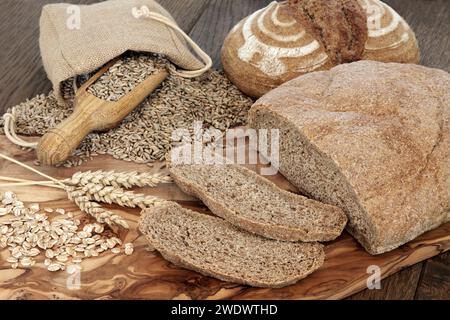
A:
[0,0,449,300]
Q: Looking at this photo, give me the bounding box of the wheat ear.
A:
[66,171,172,189]
[66,186,129,229]
[81,183,165,209]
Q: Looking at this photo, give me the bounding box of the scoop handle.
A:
[37,68,168,165]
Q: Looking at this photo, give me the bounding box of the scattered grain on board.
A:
[0,52,253,167]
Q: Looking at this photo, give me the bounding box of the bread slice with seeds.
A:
[169,164,347,242]
[139,201,325,288]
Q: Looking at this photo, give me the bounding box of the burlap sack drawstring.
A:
[3,110,39,148]
[143,11,213,78]
[3,11,212,150]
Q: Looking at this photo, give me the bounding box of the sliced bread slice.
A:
[139,202,325,288]
[169,164,347,242]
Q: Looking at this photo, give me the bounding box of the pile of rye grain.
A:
[0,52,253,167]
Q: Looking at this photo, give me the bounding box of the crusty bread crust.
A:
[139,202,325,288]
[221,0,420,98]
[249,61,450,255]
[169,164,347,242]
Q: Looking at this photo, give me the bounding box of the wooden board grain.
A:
[1,136,449,300]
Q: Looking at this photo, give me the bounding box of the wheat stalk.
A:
[65,186,129,229]
[80,183,165,209]
[65,170,172,189]
[0,154,167,230]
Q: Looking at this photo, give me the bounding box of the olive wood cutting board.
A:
[0,135,449,300]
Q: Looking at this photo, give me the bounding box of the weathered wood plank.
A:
[348,263,423,300]
[384,0,450,71]
[188,0,273,68]
[415,252,450,300]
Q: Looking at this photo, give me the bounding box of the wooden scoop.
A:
[37,60,168,166]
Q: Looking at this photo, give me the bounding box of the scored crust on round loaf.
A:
[168,164,347,242]
[221,0,420,98]
[248,60,449,255]
[139,202,325,288]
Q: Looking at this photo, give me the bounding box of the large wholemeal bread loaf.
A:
[139,202,325,288]
[248,61,450,255]
[287,0,368,64]
[222,0,420,98]
[169,164,347,242]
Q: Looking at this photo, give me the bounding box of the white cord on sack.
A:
[2,111,38,149]
[143,11,213,78]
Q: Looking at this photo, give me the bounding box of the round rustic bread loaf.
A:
[222,0,420,98]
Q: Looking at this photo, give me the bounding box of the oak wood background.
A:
[0,0,449,300]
